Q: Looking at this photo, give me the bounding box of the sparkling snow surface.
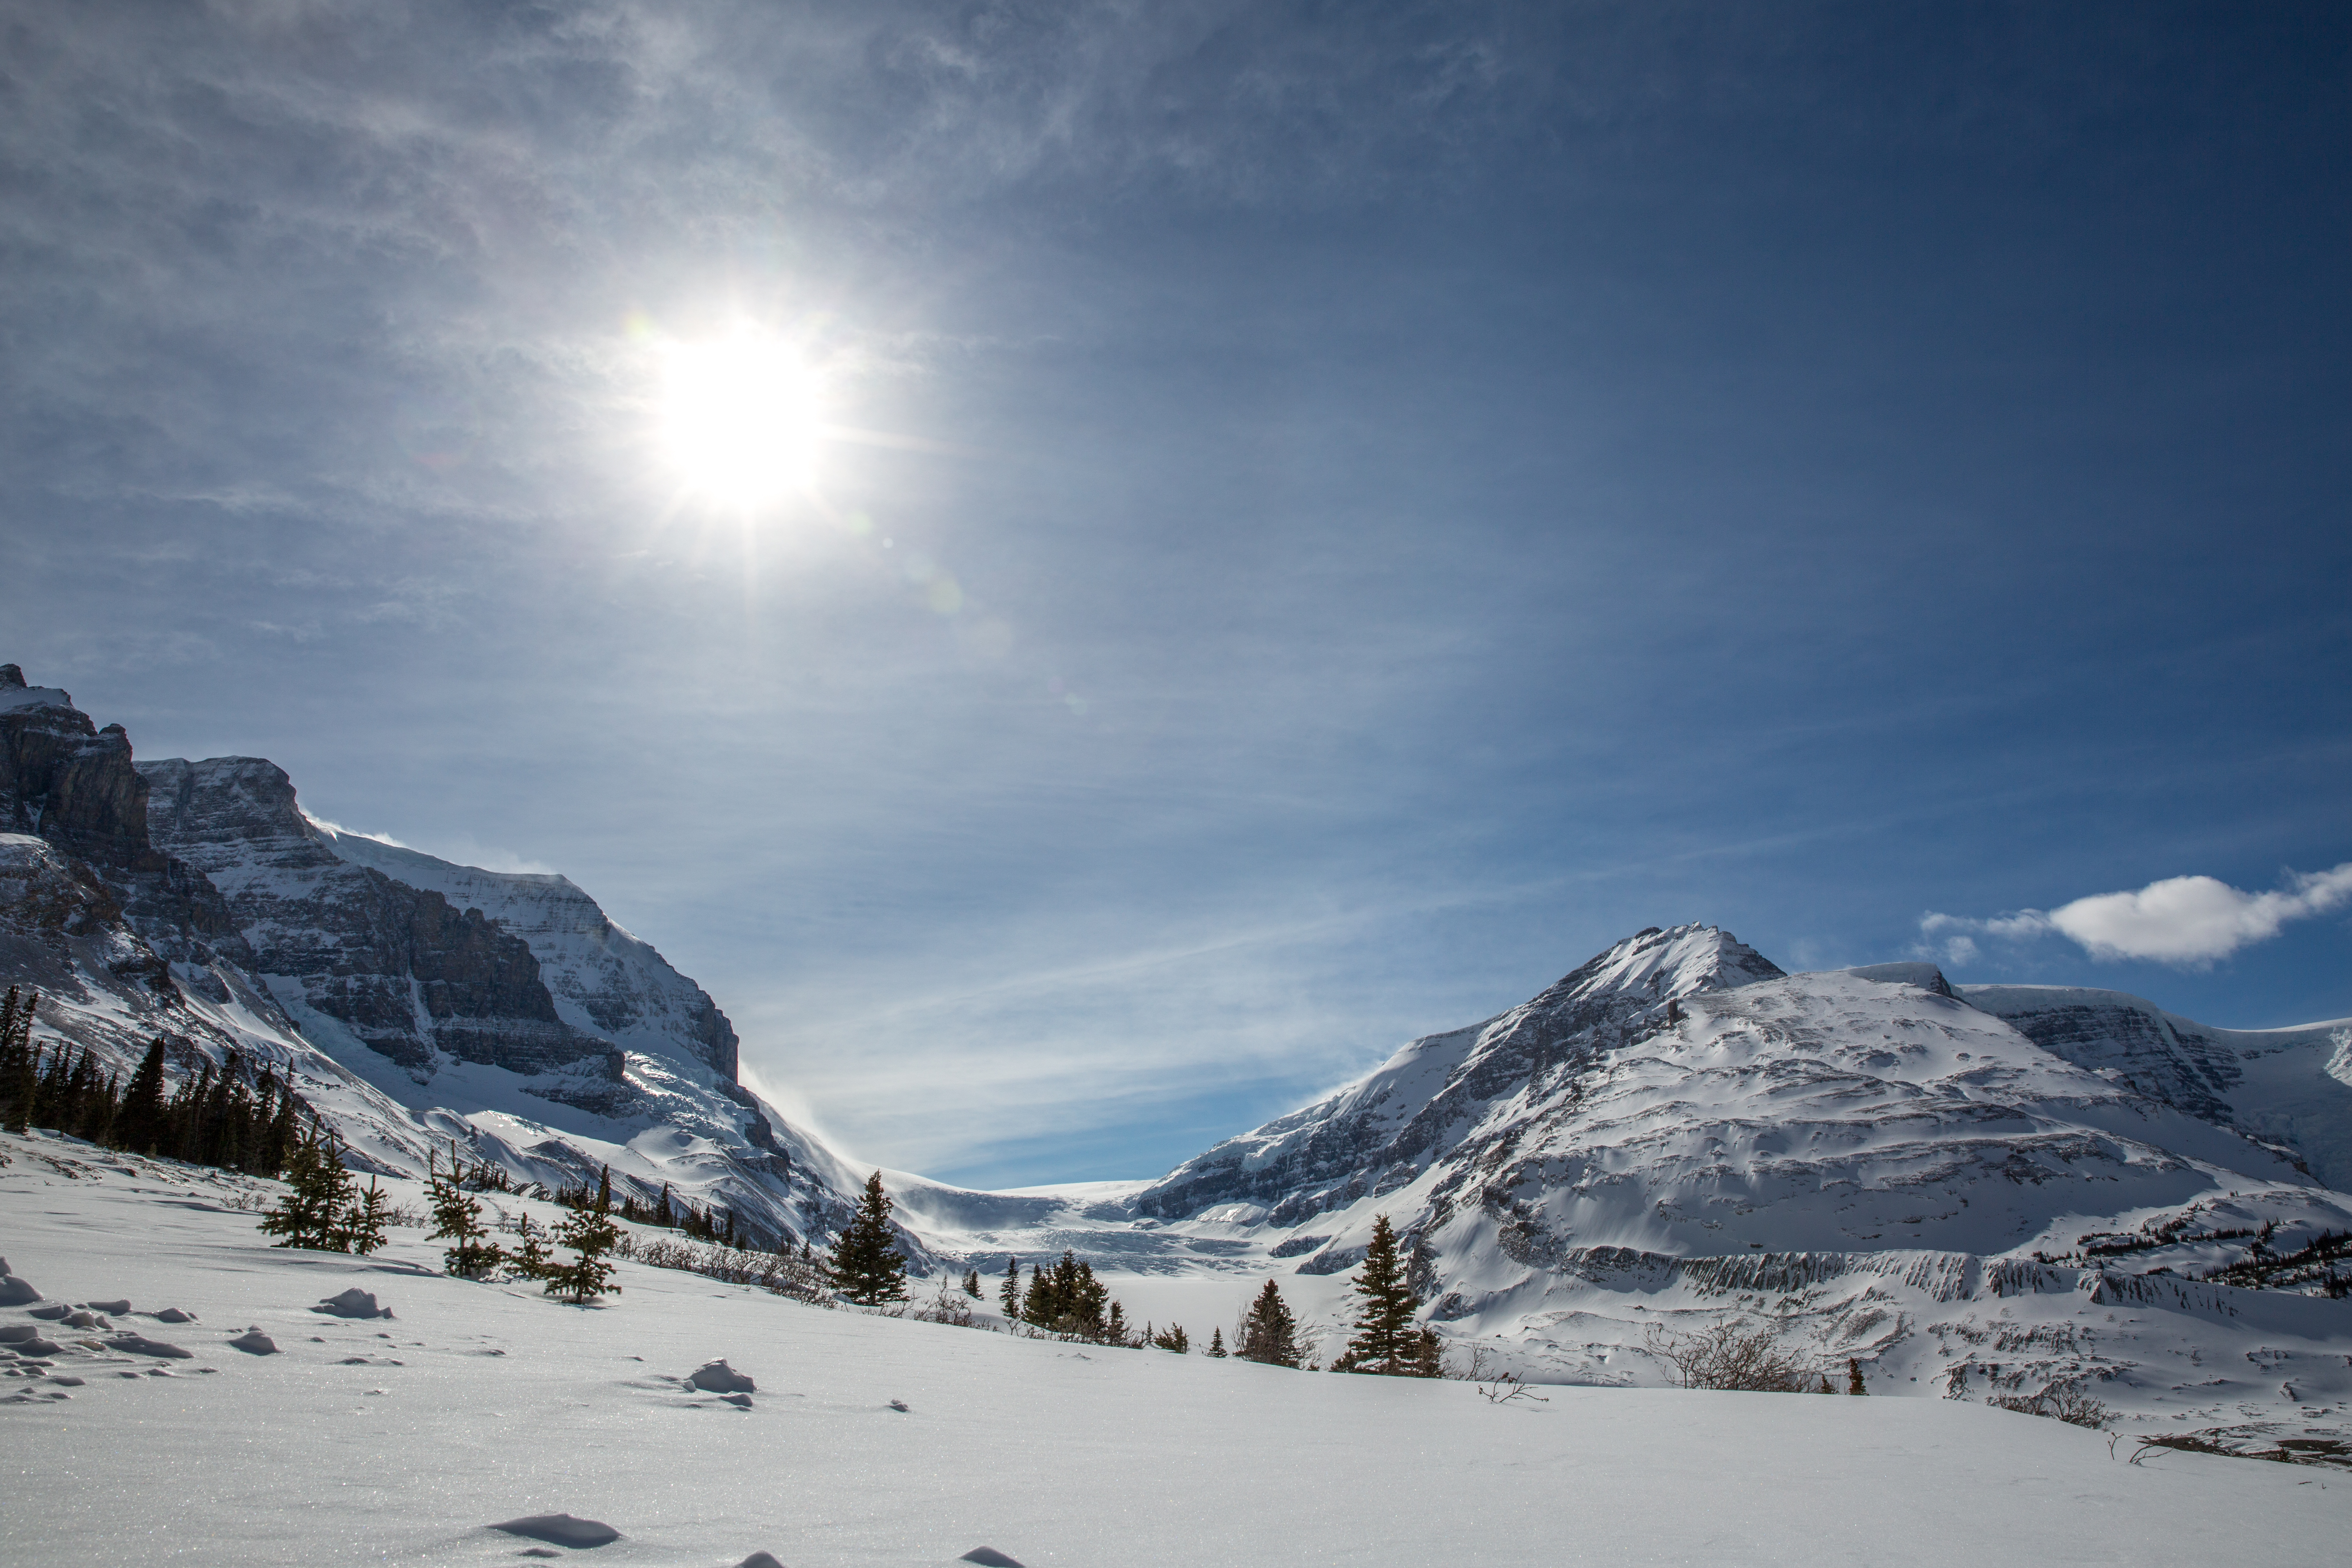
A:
[3,1135,2345,1568]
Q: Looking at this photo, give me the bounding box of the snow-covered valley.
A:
[4,1134,2346,1568]
[10,657,2352,1546]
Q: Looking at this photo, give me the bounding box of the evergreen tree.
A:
[826,1170,909,1305]
[428,1146,508,1279]
[1021,1262,1051,1325]
[509,1213,552,1281]
[963,1267,983,1299]
[0,988,34,1132]
[169,1060,212,1162]
[341,1176,392,1256]
[1152,1322,1190,1353]
[1205,1326,1227,1358]
[1847,1358,1868,1396]
[1338,1214,1420,1375]
[1410,1327,1446,1379]
[114,1039,168,1154]
[260,1077,299,1176]
[999,1255,1021,1318]
[545,1172,622,1304]
[259,1125,354,1250]
[1239,1279,1303,1368]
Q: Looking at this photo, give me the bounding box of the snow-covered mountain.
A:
[0,664,874,1253]
[11,659,2352,1452]
[947,925,2352,1449]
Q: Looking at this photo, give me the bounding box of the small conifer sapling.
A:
[341,1175,392,1256]
[544,1166,621,1304]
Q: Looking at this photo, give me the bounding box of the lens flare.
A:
[660,329,820,507]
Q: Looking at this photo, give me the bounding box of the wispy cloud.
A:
[1922,863,2352,969]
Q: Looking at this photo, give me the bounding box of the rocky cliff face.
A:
[1964,984,2352,1193]
[139,756,607,1084]
[0,664,156,869]
[311,825,740,1083]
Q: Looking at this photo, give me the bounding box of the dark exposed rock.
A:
[139,756,611,1080]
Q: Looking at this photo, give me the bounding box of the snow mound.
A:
[154,1307,196,1324]
[736,1554,786,1568]
[685,1358,755,1393]
[227,1329,278,1355]
[311,1288,390,1319]
[85,1298,130,1314]
[959,1549,1026,1567]
[0,1275,42,1306]
[489,1514,621,1548]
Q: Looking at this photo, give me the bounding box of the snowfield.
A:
[3,1133,2345,1568]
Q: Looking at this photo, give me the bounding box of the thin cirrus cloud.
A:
[1922,863,2352,969]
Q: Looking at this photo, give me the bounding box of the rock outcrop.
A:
[140,756,606,1082]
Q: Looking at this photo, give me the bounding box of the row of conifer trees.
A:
[0,987,312,1179]
[946,1211,1443,1374]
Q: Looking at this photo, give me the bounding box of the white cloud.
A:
[1920,862,2352,968]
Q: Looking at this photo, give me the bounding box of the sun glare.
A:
[660,330,821,508]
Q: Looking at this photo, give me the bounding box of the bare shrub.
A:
[911,1276,990,1329]
[1645,1318,1821,1392]
[1442,1343,1550,1404]
[634,1238,832,1305]
[1987,1384,2110,1429]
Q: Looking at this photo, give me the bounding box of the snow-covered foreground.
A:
[4,1135,2345,1567]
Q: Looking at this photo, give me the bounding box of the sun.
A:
[659,328,822,508]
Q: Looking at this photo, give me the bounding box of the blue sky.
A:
[4,2,2347,1187]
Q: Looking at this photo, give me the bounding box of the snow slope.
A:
[3,1131,2345,1568]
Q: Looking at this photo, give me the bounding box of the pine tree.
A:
[261,1079,299,1176]
[1239,1279,1303,1368]
[0,988,32,1132]
[1152,1322,1190,1353]
[1205,1326,1227,1358]
[509,1213,552,1281]
[1021,1261,1052,1326]
[544,1172,621,1304]
[1847,1357,1867,1396]
[114,1039,168,1154]
[259,1125,354,1250]
[428,1146,507,1279]
[1410,1327,1445,1379]
[1339,1215,1420,1375]
[999,1255,1021,1319]
[341,1176,392,1256]
[826,1171,910,1305]
[962,1267,983,1299]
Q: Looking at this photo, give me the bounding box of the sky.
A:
[4,1,2348,1189]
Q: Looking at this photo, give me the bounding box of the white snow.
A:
[0,682,74,713]
[2,1131,2345,1567]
